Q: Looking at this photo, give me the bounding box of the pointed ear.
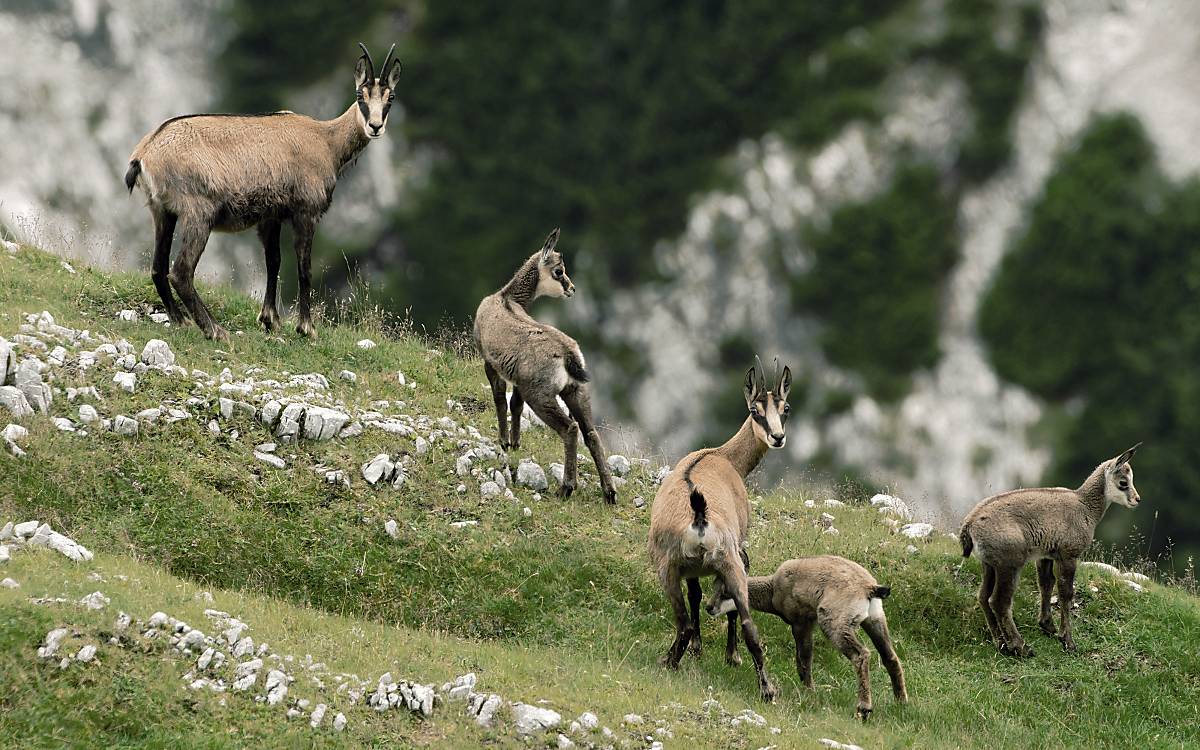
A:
[778,365,792,400]
[744,367,759,405]
[540,228,560,263]
[385,58,402,90]
[355,56,370,88]
[1114,441,1142,467]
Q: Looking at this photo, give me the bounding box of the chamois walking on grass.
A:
[960,442,1143,656]
[125,43,402,341]
[647,358,792,703]
[473,229,618,504]
[706,556,908,720]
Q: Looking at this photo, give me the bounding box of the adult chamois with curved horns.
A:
[648,356,793,702]
[125,43,402,341]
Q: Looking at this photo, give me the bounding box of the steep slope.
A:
[1,244,1198,749]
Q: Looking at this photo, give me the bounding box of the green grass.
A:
[1,244,1199,748]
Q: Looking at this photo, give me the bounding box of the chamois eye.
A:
[388,94,395,102]
[1117,480,1129,490]
[554,268,563,278]
[783,403,791,415]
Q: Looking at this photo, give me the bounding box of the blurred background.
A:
[2,0,1199,570]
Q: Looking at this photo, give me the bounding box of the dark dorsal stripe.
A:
[148,111,294,142]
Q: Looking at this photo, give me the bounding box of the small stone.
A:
[207,420,220,436]
[1,423,28,443]
[135,408,161,424]
[415,436,429,455]
[79,591,110,610]
[149,312,170,324]
[449,520,477,529]
[633,496,646,509]
[900,522,934,540]
[362,454,395,485]
[480,481,502,499]
[338,370,357,383]
[140,339,175,368]
[607,455,632,476]
[1,578,18,588]
[75,644,97,663]
[550,463,565,484]
[38,627,69,659]
[112,415,139,436]
[113,372,136,394]
[310,703,327,728]
[516,459,549,491]
[77,404,99,423]
[116,310,139,322]
[333,712,347,731]
[906,544,919,555]
[523,506,532,517]
[557,734,575,748]
[622,713,643,725]
[265,669,289,705]
[0,386,33,418]
[384,519,399,539]
[511,704,562,734]
[254,451,286,469]
[356,339,376,350]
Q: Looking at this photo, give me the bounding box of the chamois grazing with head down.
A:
[961,442,1143,656]
[706,556,908,720]
[125,43,402,341]
[647,358,792,703]
[473,229,618,503]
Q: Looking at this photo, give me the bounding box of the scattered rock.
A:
[0,577,17,588]
[633,496,646,509]
[116,310,139,322]
[356,339,376,350]
[1124,579,1145,593]
[905,544,919,555]
[607,455,632,477]
[0,386,33,418]
[75,644,97,663]
[384,519,399,539]
[38,627,70,659]
[819,739,865,750]
[338,370,357,383]
[622,713,643,725]
[112,372,136,394]
[333,712,347,731]
[469,693,503,727]
[516,459,549,491]
[869,493,911,520]
[79,591,110,610]
[265,669,289,705]
[112,415,139,437]
[480,481,502,499]
[254,451,286,469]
[362,454,396,485]
[512,703,561,734]
[899,522,934,540]
[78,404,99,423]
[301,406,351,441]
[140,339,175,368]
[310,703,327,728]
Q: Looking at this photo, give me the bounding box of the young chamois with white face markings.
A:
[473,229,618,504]
[647,358,792,703]
[960,442,1143,656]
[125,44,401,341]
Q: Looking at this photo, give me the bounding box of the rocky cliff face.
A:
[585,0,1200,521]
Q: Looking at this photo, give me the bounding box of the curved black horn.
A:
[379,43,397,79]
[753,355,767,393]
[772,357,781,392]
[357,42,376,80]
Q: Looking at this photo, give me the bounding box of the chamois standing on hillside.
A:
[706,556,908,720]
[473,229,618,504]
[647,359,792,703]
[125,44,401,341]
[960,443,1143,656]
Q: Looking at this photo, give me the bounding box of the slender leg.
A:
[508,388,524,450]
[525,397,578,498]
[822,614,873,720]
[484,362,509,448]
[978,563,1003,647]
[686,578,703,657]
[257,219,282,332]
[726,549,750,665]
[724,565,776,702]
[562,384,617,504]
[793,619,815,688]
[862,615,907,704]
[1056,559,1078,652]
[660,567,693,669]
[169,216,227,341]
[150,210,185,324]
[1037,559,1057,637]
[292,214,317,338]
[990,567,1032,657]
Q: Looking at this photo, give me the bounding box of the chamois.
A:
[473,229,618,504]
[125,43,402,341]
[960,442,1143,656]
[647,358,792,703]
[706,556,908,720]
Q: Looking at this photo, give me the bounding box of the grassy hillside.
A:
[1,244,1198,749]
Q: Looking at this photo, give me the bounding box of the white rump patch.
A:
[850,598,871,625]
[868,597,884,621]
[714,598,737,616]
[550,363,569,392]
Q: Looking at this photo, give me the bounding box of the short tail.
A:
[565,351,590,383]
[689,489,707,528]
[960,526,974,558]
[871,585,891,599]
[124,160,141,194]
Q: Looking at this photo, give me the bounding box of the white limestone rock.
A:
[333,712,347,731]
[52,417,76,432]
[869,493,911,520]
[607,454,632,477]
[38,627,70,659]
[75,644,97,663]
[480,481,502,499]
[140,339,175,368]
[79,591,110,610]
[900,522,934,540]
[275,402,306,439]
[255,451,286,469]
[302,406,350,441]
[470,693,503,727]
[265,669,289,705]
[0,386,33,418]
[310,703,327,728]
[516,459,549,491]
[112,415,139,436]
[362,454,395,485]
[115,310,139,322]
[136,407,162,424]
[356,339,376,350]
[0,577,18,588]
[512,703,561,735]
[337,370,357,383]
[14,359,51,413]
[112,372,136,394]
[384,519,399,539]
